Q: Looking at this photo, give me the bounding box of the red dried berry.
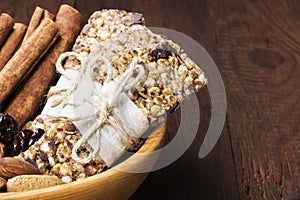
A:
[13,128,45,156]
[13,130,33,155]
[0,112,45,156]
[28,128,45,147]
[0,112,18,156]
[13,134,22,155]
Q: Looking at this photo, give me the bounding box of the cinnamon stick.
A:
[6,5,84,128]
[0,18,58,108]
[0,23,27,71]
[0,13,15,47]
[21,7,55,45]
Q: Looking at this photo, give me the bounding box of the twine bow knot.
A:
[46,52,145,164]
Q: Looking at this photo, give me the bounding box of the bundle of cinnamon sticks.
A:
[0,5,84,128]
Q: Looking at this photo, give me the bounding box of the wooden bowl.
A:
[0,124,166,200]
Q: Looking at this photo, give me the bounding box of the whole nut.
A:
[0,177,6,191]
[0,143,5,158]
[7,175,62,192]
[0,157,41,180]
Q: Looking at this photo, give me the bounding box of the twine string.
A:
[46,52,145,164]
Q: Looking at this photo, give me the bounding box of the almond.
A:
[0,177,6,191]
[0,157,41,180]
[0,143,4,158]
[7,175,62,192]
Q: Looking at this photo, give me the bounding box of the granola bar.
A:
[88,25,207,121]
[18,10,207,183]
[18,117,106,183]
[64,9,145,70]
[18,9,145,183]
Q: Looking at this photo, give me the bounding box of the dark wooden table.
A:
[1,0,299,199]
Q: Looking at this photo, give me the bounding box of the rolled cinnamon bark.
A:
[0,23,27,71]
[0,13,15,47]
[21,7,55,45]
[0,18,58,108]
[6,5,84,128]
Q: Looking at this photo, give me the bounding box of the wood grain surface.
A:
[0,0,299,199]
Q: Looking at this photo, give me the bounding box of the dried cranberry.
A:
[13,134,22,155]
[20,129,32,138]
[28,128,45,146]
[0,112,45,156]
[149,49,172,61]
[0,112,17,130]
[13,129,33,155]
[20,130,32,149]
[0,112,18,156]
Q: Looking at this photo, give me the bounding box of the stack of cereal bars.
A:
[18,9,207,183]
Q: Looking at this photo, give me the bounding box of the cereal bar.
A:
[18,117,106,183]
[18,9,145,183]
[88,25,207,121]
[64,9,145,70]
[18,10,207,183]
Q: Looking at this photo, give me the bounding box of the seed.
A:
[147,87,160,96]
[144,78,156,88]
[60,163,71,176]
[162,88,173,95]
[178,65,188,77]
[61,176,72,183]
[148,69,160,80]
[153,96,164,105]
